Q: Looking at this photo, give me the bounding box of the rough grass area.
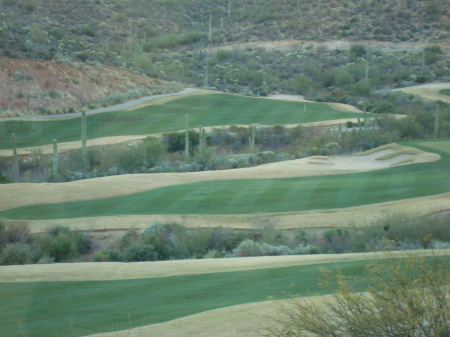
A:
[1,141,447,221]
[0,261,364,337]
[87,299,279,337]
[1,250,446,283]
[10,192,449,233]
[0,93,371,150]
[0,143,438,212]
[397,83,450,103]
[1,253,448,337]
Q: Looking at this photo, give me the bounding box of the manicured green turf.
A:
[1,142,449,220]
[439,88,450,97]
[0,94,369,150]
[0,260,369,337]
[417,139,450,154]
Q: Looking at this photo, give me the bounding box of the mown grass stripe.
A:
[0,260,369,337]
[0,94,369,150]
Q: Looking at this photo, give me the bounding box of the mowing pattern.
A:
[1,141,448,221]
[0,94,369,150]
[0,260,369,337]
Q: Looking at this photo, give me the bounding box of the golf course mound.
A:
[396,83,450,103]
[0,144,439,214]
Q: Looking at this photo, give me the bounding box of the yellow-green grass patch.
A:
[86,299,281,337]
[396,83,450,103]
[418,140,450,154]
[1,250,447,283]
[9,192,449,233]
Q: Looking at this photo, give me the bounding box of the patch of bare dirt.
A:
[214,39,450,52]
[0,57,166,116]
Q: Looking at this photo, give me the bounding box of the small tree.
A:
[265,251,449,337]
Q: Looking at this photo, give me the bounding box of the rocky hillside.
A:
[0,0,449,62]
[1,0,449,115]
[0,57,179,117]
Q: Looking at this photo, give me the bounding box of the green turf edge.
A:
[438,89,450,97]
[1,256,448,337]
[0,260,369,337]
[1,140,449,220]
[0,94,371,150]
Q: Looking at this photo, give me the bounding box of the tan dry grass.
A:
[0,144,439,214]
[87,299,280,337]
[14,191,449,233]
[1,250,447,283]
[396,83,450,103]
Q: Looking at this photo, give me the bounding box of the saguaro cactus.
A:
[204,63,209,89]
[365,50,371,82]
[208,11,212,41]
[250,124,256,152]
[434,102,441,138]
[338,123,342,143]
[81,111,88,170]
[198,125,203,153]
[185,114,189,160]
[12,133,19,183]
[53,139,59,175]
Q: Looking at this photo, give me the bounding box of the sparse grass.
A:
[1,141,448,221]
[0,94,371,150]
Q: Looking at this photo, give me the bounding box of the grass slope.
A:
[0,94,369,150]
[0,260,369,337]
[439,89,450,97]
[1,141,449,220]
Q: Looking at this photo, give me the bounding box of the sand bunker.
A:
[0,144,440,214]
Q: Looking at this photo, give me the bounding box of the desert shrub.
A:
[143,223,190,260]
[210,227,244,252]
[349,44,367,58]
[35,226,78,262]
[0,222,32,247]
[123,243,158,262]
[322,227,351,253]
[11,71,24,81]
[0,243,32,265]
[266,252,450,337]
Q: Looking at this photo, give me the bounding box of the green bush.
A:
[123,243,158,262]
[36,226,78,262]
[0,243,32,265]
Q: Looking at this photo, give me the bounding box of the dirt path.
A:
[212,39,450,52]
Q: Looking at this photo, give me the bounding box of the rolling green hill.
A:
[0,259,372,337]
[0,94,367,150]
[1,141,448,221]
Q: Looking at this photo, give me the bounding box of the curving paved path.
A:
[1,88,198,120]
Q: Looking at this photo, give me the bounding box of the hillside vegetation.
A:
[1,0,450,115]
